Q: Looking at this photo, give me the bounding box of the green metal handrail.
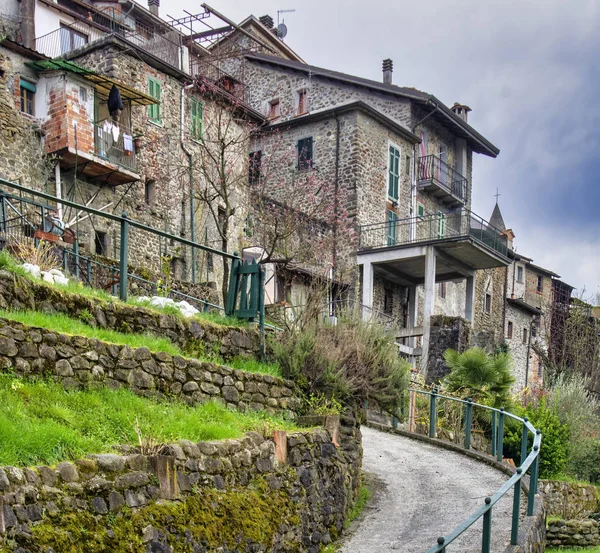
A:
[404,389,542,553]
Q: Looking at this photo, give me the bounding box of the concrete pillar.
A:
[421,246,436,376]
[465,275,475,323]
[407,286,417,346]
[361,262,374,321]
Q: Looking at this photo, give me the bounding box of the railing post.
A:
[491,410,497,457]
[511,468,522,545]
[0,192,6,233]
[496,408,505,462]
[464,397,473,449]
[429,390,437,438]
[437,536,446,553]
[482,497,492,553]
[119,212,129,302]
[73,240,80,280]
[258,263,265,360]
[520,417,529,466]
[527,444,540,516]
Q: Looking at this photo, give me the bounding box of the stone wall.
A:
[473,266,506,350]
[540,480,599,519]
[0,417,363,552]
[0,270,261,361]
[546,519,599,547]
[0,317,301,417]
[505,302,535,389]
[426,315,471,383]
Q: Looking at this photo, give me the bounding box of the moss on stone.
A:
[24,478,300,553]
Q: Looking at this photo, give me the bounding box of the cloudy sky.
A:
[170,0,600,295]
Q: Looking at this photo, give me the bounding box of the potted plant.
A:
[133,129,144,153]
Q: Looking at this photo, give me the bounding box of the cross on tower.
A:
[494,188,501,204]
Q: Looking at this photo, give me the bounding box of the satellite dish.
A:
[277,22,288,38]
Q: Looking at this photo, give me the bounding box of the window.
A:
[531,323,537,338]
[388,144,400,201]
[147,77,162,124]
[190,98,203,141]
[516,265,524,283]
[485,293,492,313]
[405,155,411,177]
[19,80,35,116]
[79,86,87,103]
[268,99,280,120]
[296,89,307,115]
[297,137,313,170]
[507,321,513,339]
[145,179,156,205]
[94,231,108,256]
[59,24,88,54]
[248,150,262,184]
[536,276,543,294]
[437,211,446,238]
[417,203,425,218]
[383,288,394,315]
[438,282,447,298]
[387,210,398,246]
[522,328,528,344]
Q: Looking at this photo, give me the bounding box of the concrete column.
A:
[361,262,374,321]
[465,275,475,323]
[421,246,436,376]
[407,286,417,346]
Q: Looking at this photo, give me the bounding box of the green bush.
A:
[567,438,600,484]
[503,399,569,479]
[270,317,410,414]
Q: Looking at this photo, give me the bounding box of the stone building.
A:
[224,47,509,371]
[0,0,266,303]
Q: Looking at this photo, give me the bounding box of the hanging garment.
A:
[123,134,133,154]
[103,120,112,134]
[107,85,123,114]
[111,124,120,142]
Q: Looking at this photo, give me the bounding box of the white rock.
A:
[48,269,65,277]
[22,263,41,279]
[41,271,54,284]
[53,274,69,286]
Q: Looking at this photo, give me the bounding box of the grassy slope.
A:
[0,375,296,466]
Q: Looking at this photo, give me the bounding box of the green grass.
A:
[0,249,30,278]
[346,484,372,527]
[0,375,296,466]
[226,357,282,378]
[546,548,600,552]
[0,309,183,356]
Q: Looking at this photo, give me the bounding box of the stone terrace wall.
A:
[0,418,362,552]
[541,480,599,519]
[0,318,301,417]
[0,271,260,361]
[427,315,471,383]
[546,519,599,548]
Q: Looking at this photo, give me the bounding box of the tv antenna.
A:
[277,9,295,38]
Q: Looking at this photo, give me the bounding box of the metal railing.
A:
[94,121,136,172]
[418,155,468,204]
[358,209,509,258]
[375,389,542,553]
[34,7,183,70]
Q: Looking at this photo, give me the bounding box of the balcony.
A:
[358,209,509,284]
[417,155,468,207]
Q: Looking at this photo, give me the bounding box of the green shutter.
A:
[20,79,36,93]
[147,78,161,123]
[388,145,400,201]
[417,203,425,218]
[437,211,446,238]
[387,210,398,246]
[191,99,204,140]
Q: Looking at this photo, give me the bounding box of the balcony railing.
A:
[418,155,468,205]
[34,7,183,70]
[93,121,136,173]
[358,209,509,258]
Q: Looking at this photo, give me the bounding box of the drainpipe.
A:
[55,164,63,220]
[333,112,341,290]
[180,83,196,283]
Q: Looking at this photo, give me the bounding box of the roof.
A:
[25,59,157,105]
[0,38,49,61]
[507,298,542,316]
[262,101,420,144]
[245,53,500,157]
[527,262,561,279]
[488,203,506,232]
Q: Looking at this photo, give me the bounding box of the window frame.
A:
[59,23,88,54]
[507,320,513,339]
[190,98,204,141]
[268,99,280,120]
[438,281,447,299]
[516,265,524,284]
[147,77,162,124]
[297,136,314,170]
[485,293,492,314]
[522,328,528,345]
[536,275,543,294]
[19,83,35,116]
[388,143,400,201]
[296,89,307,116]
[417,203,425,219]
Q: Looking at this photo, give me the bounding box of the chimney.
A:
[148,0,159,17]
[259,15,274,29]
[20,0,36,50]
[451,103,472,123]
[382,59,393,85]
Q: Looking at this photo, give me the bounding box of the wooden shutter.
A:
[387,210,397,246]
[437,211,446,238]
[148,78,161,123]
[417,203,425,218]
[388,145,400,200]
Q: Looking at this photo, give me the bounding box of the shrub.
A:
[270,317,410,414]
[10,240,58,271]
[503,398,570,478]
[567,438,600,483]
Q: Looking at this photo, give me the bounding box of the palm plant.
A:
[443,347,515,408]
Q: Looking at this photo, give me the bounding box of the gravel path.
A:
[340,426,514,553]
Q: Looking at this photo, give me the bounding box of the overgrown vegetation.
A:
[345,484,372,527]
[0,309,183,356]
[270,315,410,414]
[0,375,296,466]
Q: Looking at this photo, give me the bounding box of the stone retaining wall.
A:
[0,417,363,552]
[0,317,301,417]
[546,519,600,547]
[540,480,599,519]
[0,270,261,361]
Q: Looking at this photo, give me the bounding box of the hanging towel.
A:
[111,124,120,142]
[103,120,112,134]
[123,134,133,153]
